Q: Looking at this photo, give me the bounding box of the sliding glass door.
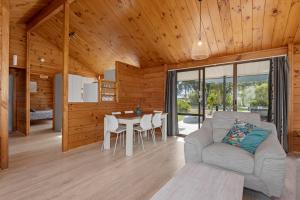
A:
[175,60,271,136]
[205,65,233,118]
[176,69,204,136]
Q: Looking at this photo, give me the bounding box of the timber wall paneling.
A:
[291,44,300,152]
[30,74,54,110]
[9,24,26,69]
[25,32,30,136]
[141,66,166,112]
[0,0,10,169]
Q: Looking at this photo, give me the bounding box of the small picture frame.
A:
[30,81,37,93]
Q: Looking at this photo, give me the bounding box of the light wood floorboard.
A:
[0,122,298,200]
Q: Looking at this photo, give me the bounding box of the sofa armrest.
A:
[254,134,286,197]
[184,120,213,163]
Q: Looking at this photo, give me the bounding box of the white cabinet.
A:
[83,82,98,102]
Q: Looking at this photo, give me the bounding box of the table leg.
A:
[126,122,133,156]
[162,116,167,142]
[103,117,110,150]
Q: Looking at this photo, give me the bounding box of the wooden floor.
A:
[0,122,298,200]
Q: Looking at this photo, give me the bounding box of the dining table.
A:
[103,113,168,156]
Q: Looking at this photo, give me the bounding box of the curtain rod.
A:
[167,54,287,72]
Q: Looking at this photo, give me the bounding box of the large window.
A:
[176,60,271,136]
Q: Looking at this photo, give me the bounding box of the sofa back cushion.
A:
[222,121,270,154]
[212,112,261,142]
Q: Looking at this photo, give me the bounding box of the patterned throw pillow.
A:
[222,121,270,154]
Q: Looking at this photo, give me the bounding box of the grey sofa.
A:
[184,112,287,198]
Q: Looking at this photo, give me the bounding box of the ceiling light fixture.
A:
[191,0,210,60]
[197,0,203,47]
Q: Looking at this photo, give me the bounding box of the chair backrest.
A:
[152,113,162,127]
[112,112,122,115]
[140,114,153,130]
[154,110,163,113]
[106,115,119,132]
[124,111,134,114]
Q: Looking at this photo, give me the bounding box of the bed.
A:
[30,109,53,121]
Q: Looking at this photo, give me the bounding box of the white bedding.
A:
[30,110,53,121]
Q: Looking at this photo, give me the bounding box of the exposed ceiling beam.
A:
[27,0,75,32]
[167,47,288,70]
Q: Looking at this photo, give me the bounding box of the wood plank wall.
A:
[9,24,26,69]
[68,62,143,149]
[141,66,166,112]
[292,45,300,152]
[30,74,53,111]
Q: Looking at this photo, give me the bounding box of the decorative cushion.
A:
[212,111,261,143]
[222,121,270,154]
[202,143,254,174]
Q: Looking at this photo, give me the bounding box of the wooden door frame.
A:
[9,69,18,132]
[0,0,10,169]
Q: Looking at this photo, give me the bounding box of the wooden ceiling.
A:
[12,0,300,73]
[10,0,52,23]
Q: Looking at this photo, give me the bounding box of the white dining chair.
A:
[152,113,162,140]
[134,114,154,150]
[124,111,134,114]
[102,115,126,156]
[111,112,125,145]
[112,112,122,115]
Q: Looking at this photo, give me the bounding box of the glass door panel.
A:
[237,60,270,121]
[205,65,233,118]
[177,70,199,115]
[176,70,204,135]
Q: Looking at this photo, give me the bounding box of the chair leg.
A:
[113,133,119,156]
[159,127,163,141]
[151,129,156,144]
[133,131,136,144]
[120,132,125,147]
[101,131,108,151]
[123,132,126,147]
[147,130,149,141]
[139,131,145,151]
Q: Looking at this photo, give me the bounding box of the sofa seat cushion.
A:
[202,143,254,174]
